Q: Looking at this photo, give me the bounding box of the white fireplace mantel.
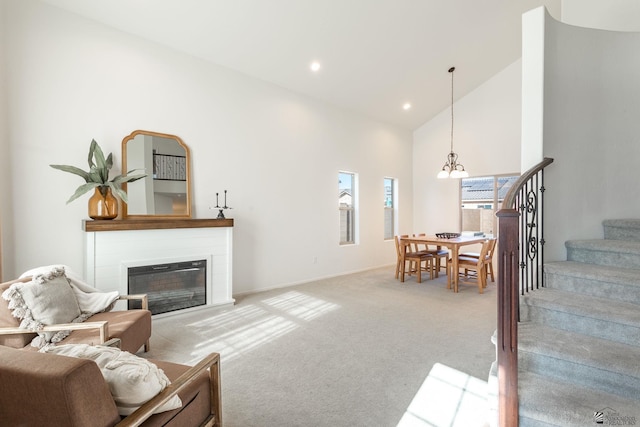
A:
[83,219,234,314]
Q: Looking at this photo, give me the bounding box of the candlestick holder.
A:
[209,190,232,219]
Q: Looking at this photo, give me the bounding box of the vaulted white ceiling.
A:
[40,0,560,130]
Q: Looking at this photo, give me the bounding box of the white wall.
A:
[0,1,12,279]
[2,0,413,292]
[562,0,640,31]
[413,61,522,234]
[541,9,640,261]
[521,7,546,170]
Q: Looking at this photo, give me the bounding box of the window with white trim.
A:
[339,171,356,245]
[384,177,395,240]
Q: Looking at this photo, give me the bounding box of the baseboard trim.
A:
[232,264,395,298]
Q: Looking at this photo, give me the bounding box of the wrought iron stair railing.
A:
[495,157,554,427]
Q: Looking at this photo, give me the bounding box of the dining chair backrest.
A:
[478,239,491,262]
[449,239,492,293]
[413,233,426,252]
[395,234,433,283]
[395,235,409,258]
[394,236,403,280]
[458,239,491,268]
[485,238,497,260]
[482,238,497,282]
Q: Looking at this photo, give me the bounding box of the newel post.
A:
[496,208,520,427]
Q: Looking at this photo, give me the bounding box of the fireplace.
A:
[83,219,235,314]
[127,259,207,315]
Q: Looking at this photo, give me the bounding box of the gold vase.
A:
[88,187,118,220]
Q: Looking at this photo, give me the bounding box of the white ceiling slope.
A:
[40,0,560,130]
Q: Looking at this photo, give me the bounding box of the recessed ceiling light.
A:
[403,103,412,110]
[310,61,321,72]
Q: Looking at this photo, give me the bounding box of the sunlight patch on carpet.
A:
[194,314,298,363]
[262,291,339,321]
[178,292,339,363]
[188,305,269,332]
[397,363,489,427]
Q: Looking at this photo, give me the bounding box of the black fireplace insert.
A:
[127,259,206,315]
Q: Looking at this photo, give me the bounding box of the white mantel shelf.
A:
[83,218,234,315]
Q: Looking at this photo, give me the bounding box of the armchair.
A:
[0,345,222,426]
[0,276,151,353]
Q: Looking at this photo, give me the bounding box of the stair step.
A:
[519,371,640,427]
[566,239,640,269]
[604,218,640,242]
[544,261,640,304]
[514,221,640,423]
[519,323,640,398]
[520,288,640,347]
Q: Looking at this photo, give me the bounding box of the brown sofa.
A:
[0,344,222,426]
[0,277,151,354]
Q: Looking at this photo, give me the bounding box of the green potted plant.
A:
[50,139,146,220]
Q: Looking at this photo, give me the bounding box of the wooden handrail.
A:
[502,157,554,208]
[496,157,553,427]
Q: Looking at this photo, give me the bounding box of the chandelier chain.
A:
[450,67,454,153]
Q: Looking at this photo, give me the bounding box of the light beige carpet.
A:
[144,266,496,427]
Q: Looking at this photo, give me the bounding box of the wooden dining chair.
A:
[395,234,409,279]
[460,237,497,283]
[395,235,434,283]
[413,233,449,278]
[447,239,491,293]
[395,234,427,279]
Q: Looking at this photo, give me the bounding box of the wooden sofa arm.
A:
[116,352,222,427]
[0,321,109,344]
[118,294,149,310]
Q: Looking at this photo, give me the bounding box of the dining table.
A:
[400,234,488,292]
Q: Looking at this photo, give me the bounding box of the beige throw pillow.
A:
[19,264,120,314]
[1,266,84,347]
[44,344,182,416]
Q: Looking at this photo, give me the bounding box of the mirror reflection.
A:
[122,130,191,218]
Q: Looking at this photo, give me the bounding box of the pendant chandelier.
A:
[437,66,469,179]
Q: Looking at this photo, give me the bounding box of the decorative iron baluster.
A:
[527,176,538,293]
[514,169,547,295]
[540,172,546,292]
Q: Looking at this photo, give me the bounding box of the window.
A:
[384,177,395,240]
[460,174,519,235]
[339,172,356,245]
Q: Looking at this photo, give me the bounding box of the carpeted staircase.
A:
[491,219,640,426]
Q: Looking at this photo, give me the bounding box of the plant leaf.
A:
[108,182,128,203]
[50,164,91,182]
[89,166,106,184]
[66,182,100,204]
[124,173,147,183]
[88,139,111,182]
[88,139,97,169]
[111,172,147,185]
[92,140,106,169]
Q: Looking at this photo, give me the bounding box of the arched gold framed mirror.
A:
[121,130,192,219]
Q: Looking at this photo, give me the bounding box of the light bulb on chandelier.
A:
[437,66,468,179]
